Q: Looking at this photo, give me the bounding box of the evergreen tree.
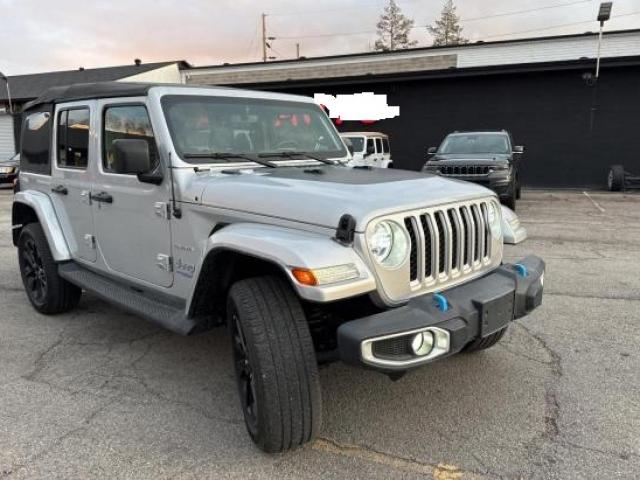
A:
[427,0,468,46]
[374,0,418,51]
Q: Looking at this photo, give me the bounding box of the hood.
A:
[194,166,495,231]
[428,153,510,164]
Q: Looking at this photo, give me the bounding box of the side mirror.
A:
[427,147,437,155]
[112,139,152,175]
[343,138,355,156]
[514,145,524,153]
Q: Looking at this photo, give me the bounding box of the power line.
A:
[483,10,640,39]
[272,9,639,42]
[267,0,423,18]
[462,0,592,22]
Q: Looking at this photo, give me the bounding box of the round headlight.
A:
[367,220,409,268]
[487,202,502,238]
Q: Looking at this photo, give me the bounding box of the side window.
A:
[366,138,375,154]
[57,108,90,169]
[375,138,383,154]
[382,138,390,154]
[103,105,157,173]
[20,110,52,174]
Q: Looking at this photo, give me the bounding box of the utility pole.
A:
[296,43,300,59]
[0,72,13,114]
[262,13,267,63]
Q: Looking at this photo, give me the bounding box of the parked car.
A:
[0,152,19,185]
[423,131,523,210]
[340,132,393,168]
[13,83,544,453]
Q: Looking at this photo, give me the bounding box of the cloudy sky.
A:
[1,0,639,75]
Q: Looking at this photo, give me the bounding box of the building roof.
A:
[184,29,640,87]
[1,61,189,102]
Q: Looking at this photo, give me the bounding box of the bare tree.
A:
[427,0,468,46]
[374,0,418,51]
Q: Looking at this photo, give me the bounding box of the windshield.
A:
[162,95,347,163]
[343,136,365,153]
[439,134,510,154]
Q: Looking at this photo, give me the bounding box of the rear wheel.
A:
[227,275,321,453]
[608,165,625,191]
[463,326,508,353]
[18,223,81,314]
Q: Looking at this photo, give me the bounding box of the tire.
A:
[608,165,625,192]
[502,178,517,211]
[516,176,522,200]
[227,275,321,453]
[18,223,82,314]
[463,326,508,353]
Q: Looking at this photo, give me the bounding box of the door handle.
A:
[51,185,68,195]
[91,191,113,204]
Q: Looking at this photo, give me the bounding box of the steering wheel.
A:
[274,140,299,151]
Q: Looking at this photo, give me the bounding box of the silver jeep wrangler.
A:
[12,83,545,453]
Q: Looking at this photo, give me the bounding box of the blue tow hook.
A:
[514,263,529,277]
[433,293,449,312]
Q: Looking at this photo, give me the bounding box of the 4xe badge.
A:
[175,258,195,278]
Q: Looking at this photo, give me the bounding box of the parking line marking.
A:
[583,191,606,213]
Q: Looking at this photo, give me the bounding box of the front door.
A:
[51,105,96,263]
[92,102,173,288]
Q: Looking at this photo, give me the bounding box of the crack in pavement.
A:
[313,437,488,479]
[544,291,640,302]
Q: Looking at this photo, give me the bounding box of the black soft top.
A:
[23,82,157,112]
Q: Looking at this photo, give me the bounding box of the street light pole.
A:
[595,2,612,80]
[0,72,13,114]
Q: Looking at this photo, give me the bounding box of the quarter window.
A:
[57,108,90,169]
[382,138,390,154]
[20,110,52,174]
[103,105,157,172]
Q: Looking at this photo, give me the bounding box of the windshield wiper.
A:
[183,152,277,168]
[258,151,338,165]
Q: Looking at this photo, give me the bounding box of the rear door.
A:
[92,100,173,287]
[374,137,384,166]
[50,104,96,263]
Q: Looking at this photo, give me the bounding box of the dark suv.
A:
[423,131,523,210]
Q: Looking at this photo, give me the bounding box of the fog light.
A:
[411,331,435,356]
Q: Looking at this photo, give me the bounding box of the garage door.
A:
[0,113,16,161]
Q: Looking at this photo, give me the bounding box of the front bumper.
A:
[337,255,544,371]
[425,169,511,195]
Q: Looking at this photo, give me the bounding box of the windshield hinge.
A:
[334,214,356,246]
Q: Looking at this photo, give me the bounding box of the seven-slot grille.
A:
[440,165,490,176]
[404,201,493,284]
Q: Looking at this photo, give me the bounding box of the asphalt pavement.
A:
[0,186,638,479]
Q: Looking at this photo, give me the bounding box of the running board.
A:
[58,263,200,335]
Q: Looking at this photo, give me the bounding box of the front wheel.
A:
[227,276,321,453]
